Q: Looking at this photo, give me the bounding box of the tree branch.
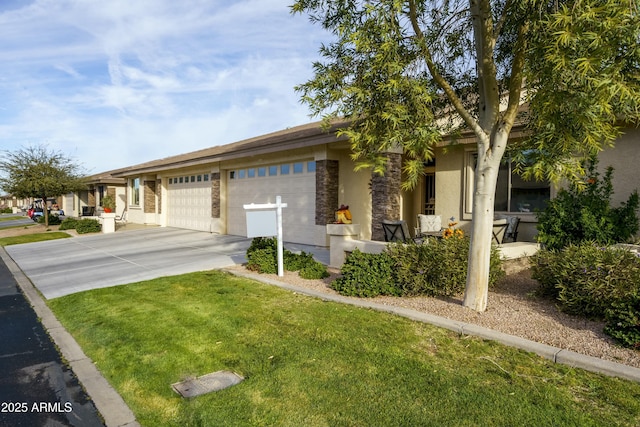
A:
[407,0,487,143]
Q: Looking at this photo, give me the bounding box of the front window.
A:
[495,158,550,213]
[131,178,140,206]
[464,151,550,216]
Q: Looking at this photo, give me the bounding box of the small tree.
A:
[0,145,87,227]
[292,0,640,311]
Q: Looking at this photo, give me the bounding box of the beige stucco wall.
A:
[334,150,373,241]
[597,126,639,207]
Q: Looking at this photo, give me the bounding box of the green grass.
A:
[0,232,71,246]
[0,216,27,222]
[48,270,640,427]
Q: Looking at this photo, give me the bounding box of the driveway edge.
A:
[0,247,139,427]
[225,268,640,383]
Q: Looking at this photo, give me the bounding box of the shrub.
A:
[247,247,277,274]
[387,237,504,297]
[299,260,330,280]
[75,218,101,234]
[332,249,397,297]
[536,157,639,251]
[532,243,640,318]
[245,237,330,278]
[59,217,79,230]
[37,214,62,225]
[604,295,640,349]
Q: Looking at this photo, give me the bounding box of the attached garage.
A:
[226,161,316,245]
[166,173,212,232]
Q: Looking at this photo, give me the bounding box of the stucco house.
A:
[61,169,127,218]
[106,120,638,246]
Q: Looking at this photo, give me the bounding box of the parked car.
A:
[27,199,64,222]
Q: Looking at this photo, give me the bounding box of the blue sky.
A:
[0,0,329,174]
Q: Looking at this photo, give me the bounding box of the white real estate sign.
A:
[243,196,288,276]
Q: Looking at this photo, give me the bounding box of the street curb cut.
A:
[0,248,140,427]
[226,269,640,383]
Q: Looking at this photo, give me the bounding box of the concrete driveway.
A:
[5,227,252,299]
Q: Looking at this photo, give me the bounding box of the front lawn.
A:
[0,232,71,246]
[48,270,640,427]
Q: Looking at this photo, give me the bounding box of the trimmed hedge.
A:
[532,243,640,348]
[246,237,329,280]
[332,238,504,298]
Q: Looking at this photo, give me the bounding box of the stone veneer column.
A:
[315,160,339,225]
[371,153,402,241]
[211,173,221,218]
[157,179,162,214]
[143,180,156,213]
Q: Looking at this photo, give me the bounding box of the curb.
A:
[0,248,140,427]
[226,268,640,384]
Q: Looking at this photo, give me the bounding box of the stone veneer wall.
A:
[371,153,402,241]
[157,179,162,214]
[144,181,156,213]
[315,160,339,225]
[211,173,221,218]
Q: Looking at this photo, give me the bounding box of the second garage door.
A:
[227,161,316,245]
[166,173,212,232]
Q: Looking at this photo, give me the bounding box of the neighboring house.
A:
[107,121,639,246]
[0,195,32,213]
[63,169,127,217]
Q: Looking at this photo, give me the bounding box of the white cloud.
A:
[0,0,330,172]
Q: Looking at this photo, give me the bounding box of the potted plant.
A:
[102,195,116,213]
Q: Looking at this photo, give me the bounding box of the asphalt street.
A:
[0,256,105,427]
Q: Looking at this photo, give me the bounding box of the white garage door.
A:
[227,161,316,245]
[167,173,212,232]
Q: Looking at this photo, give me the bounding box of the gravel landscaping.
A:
[230,265,640,369]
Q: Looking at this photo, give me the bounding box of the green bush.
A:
[300,260,330,280]
[536,158,639,251]
[604,295,640,349]
[332,249,397,297]
[0,207,12,214]
[37,213,62,225]
[247,247,278,274]
[532,243,640,318]
[245,237,330,278]
[387,237,504,297]
[332,239,504,298]
[59,217,79,230]
[75,218,101,234]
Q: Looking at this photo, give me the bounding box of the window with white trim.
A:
[131,178,140,206]
[464,151,550,216]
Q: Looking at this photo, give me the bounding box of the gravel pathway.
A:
[229,266,640,369]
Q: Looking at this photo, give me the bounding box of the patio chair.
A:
[492,218,509,244]
[416,214,443,238]
[381,220,420,243]
[495,215,521,243]
[115,210,127,224]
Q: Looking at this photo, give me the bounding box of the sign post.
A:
[243,196,288,276]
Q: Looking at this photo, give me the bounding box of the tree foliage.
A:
[0,144,87,226]
[292,0,640,311]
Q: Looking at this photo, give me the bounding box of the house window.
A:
[269,166,278,176]
[247,168,256,178]
[258,167,266,177]
[464,151,550,216]
[307,161,316,173]
[238,169,246,179]
[131,178,140,206]
[280,164,290,175]
[293,162,304,174]
[204,174,209,181]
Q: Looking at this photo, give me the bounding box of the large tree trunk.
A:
[462,132,507,312]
